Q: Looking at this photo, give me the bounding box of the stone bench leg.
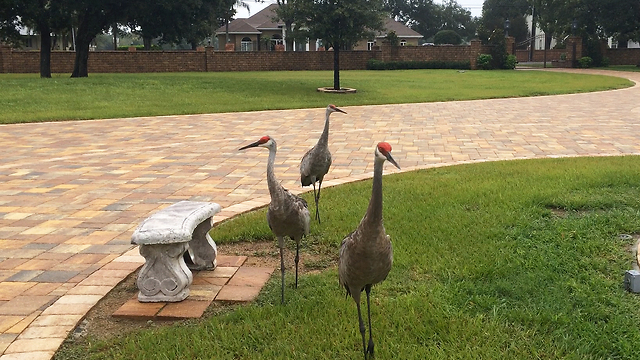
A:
[137,242,193,302]
[184,217,217,271]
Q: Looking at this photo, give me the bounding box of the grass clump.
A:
[56,156,640,359]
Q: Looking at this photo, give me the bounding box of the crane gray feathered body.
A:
[338,142,400,359]
[300,104,346,223]
[240,136,310,304]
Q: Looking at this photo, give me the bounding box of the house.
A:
[215,4,423,51]
[353,18,424,50]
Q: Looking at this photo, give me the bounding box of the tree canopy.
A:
[295,0,386,90]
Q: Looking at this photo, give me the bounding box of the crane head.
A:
[239,135,274,150]
[375,142,400,169]
[327,104,347,114]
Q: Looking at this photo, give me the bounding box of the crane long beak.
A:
[336,108,347,114]
[386,153,401,170]
[239,141,261,150]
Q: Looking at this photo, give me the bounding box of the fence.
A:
[0,39,508,74]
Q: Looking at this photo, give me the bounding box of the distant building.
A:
[215,5,423,51]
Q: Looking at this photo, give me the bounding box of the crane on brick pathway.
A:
[240,135,310,304]
[338,142,400,360]
[300,104,347,224]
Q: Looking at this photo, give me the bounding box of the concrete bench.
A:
[131,201,221,302]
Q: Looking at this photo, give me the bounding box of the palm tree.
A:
[224,0,250,45]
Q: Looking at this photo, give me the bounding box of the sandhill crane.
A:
[300,104,346,224]
[239,135,311,304]
[338,142,400,359]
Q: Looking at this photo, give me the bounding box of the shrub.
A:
[433,30,462,45]
[578,56,593,68]
[601,57,610,67]
[476,54,493,70]
[366,58,470,70]
[385,31,400,46]
[504,54,518,69]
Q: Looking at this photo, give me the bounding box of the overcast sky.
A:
[236,0,484,19]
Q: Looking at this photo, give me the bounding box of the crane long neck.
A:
[318,111,331,145]
[266,144,282,198]
[363,157,385,226]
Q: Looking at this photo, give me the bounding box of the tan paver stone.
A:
[0,333,18,354]
[4,338,63,354]
[156,299,211,319]
[0,283,36,301]
[65,285,112,296]
[30,314,83,327]
[188,285,222,302]
[17,325,73,339]
[5,312,40,334]
[0,316,24,333]
[0,296,54,316]
[40,303,93,316]
[55,294,103,305]
[0,351,55,360]
[112,298,165,319]
[215,285,263,302]
[216,256,247,267]
[207,266,239,278]
[21,283,62,297]
[227,267,274,287]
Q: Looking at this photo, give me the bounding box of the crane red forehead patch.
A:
[259,136,271,144]
[377,142,392,154]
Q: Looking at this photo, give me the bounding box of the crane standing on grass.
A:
[240,135,310,304]
[339,142,400,359]
[300,104,347,223]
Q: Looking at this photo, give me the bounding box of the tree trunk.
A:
[143,37,151,50]
[39,23,52,78]
[113,24,118,50]
[333,45,340,90]
[71,16,91,78]
[285,21,293,51]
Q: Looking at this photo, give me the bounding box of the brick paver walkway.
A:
[1,68,639,359]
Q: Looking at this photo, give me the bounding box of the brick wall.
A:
[206,49,375,71]
[0,41,572,74]
[5,49,206,73]
[605,48,640,65]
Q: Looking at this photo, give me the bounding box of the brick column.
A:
[205,46,214,72]
[505,36,515,55]
[469,40,481,70]
[566,36,582,68]
[0,45,11,73]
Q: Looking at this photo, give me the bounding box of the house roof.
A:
[216,5,423,40]
[378,18,423,39]
[215,4,282,35]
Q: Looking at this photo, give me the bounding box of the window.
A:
[241,37,253,51]
[400,39,407,46]
[367,40,375,50]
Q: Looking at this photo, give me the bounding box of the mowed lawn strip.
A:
[0,69,632,124]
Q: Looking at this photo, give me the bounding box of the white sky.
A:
[236,0,484,19]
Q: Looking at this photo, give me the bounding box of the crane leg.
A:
[365,284,375,357]
[294,241,300,288]
[355,296,367,360]
[278,236,285,304]
[312,182,321,223]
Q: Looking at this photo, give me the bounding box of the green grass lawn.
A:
[601,65,640,72]
[56,156,640,359]
[0,69,632,124]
